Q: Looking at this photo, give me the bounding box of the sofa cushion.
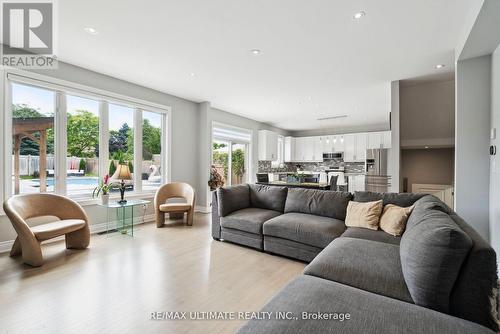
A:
[263,213,345,248]
[340,227,401,245]
[354,191,426,207]
[400,209,473,314]
[220,208,281,234]
[217,184,250,217]
[406,195,453,231]
[237,275,494,334]
[345,200,383,230]
[264,236,322,263]
[284,188,353,220]
[304,237,413,303]
[221,227,263,250]
[248,184,288,212]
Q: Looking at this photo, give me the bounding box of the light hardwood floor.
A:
[0,213,305,334]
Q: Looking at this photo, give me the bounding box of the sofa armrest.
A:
[211,191,221,240]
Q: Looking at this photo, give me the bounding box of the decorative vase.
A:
[101,194,109,205]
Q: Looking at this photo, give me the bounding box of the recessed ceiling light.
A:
[353,11,366,19]
[435,64,445,69]
[250,49,261,55]
[424,146,430,149]
[189,72,196,77]
[84,27,98,35]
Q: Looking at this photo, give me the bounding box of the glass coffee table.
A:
[98,199,150,236]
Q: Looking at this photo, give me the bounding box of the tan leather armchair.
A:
[3,193,90,267]
[154,182,195,227]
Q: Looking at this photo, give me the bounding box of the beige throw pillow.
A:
[379,204,415,236]
[345,200,383,230]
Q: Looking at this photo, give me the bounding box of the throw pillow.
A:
[380,204,414,236]
[345,200,383,230]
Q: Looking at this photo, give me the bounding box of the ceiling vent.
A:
[317,115,348,121]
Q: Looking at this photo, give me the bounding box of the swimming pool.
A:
[32,177,99,186]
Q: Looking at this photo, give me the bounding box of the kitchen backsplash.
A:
[344,162,365,173]
[258,161,366,173]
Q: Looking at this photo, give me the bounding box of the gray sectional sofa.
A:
[211,184,499,334]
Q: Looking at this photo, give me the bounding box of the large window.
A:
[66,95,100,198]
[4,74,170,201]
[11,83,55,194]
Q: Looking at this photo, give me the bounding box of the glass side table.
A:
[98,199,150,236]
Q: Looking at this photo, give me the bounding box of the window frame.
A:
[1,69,172,207]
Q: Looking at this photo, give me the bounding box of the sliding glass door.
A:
[212,138,249,186]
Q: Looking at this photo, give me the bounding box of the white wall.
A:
[490,44,500,255]
[455,55,491,240]
[389,81,401,192]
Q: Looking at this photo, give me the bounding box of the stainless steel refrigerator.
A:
[365,149,391,192]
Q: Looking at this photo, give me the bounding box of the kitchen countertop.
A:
[256,181,330,190]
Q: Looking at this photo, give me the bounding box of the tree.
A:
[67,110,99,157]
[232,149,245,181]
[142,119,161,160]
[109,123,131,155]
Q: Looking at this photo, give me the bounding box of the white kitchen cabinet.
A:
[313,136,323,161]
[284,136,295,162]
[344,133,366,162]
[293,137,317,162]
[367,131,392,149]
[343,134,356,162]
[258,130,279,161]
[355,133,367,161]
[367,132,383,149]
[382,131,392,148]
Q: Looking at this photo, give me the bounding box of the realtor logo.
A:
[1,0,57,68]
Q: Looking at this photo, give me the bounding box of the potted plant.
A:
[92,175,115,204]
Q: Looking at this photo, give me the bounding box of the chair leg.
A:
[21,241,44,267]
[187,210,194,226]
[156,212,165,228]
[65,226,90,249]
[10,237,22,257]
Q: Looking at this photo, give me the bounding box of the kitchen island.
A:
[256,181,330,190]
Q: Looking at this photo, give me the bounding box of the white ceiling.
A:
[58,0,475,131]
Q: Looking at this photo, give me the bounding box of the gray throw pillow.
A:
[284,188,353,220]
[217,184,250,217]
[354,191,426,208]
[249,184,288,212]
[400,209,473,313]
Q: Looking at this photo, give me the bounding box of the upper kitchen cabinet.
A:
[367,131,392,149]
[313,137,323,161]
[284,136,295,162]
[344,133,367,162]
[292,136,321,162]
[258,130,279,161]
[321,135,344,153]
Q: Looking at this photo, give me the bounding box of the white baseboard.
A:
[195,205,211,213]
[0,214,156,254]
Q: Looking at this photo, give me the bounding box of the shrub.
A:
[79,159,86,172]
[109,160,116,176]
[128,161,134,173]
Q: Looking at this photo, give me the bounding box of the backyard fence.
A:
[14,154,162,176]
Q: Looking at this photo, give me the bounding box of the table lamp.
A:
[114,163,132,204]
